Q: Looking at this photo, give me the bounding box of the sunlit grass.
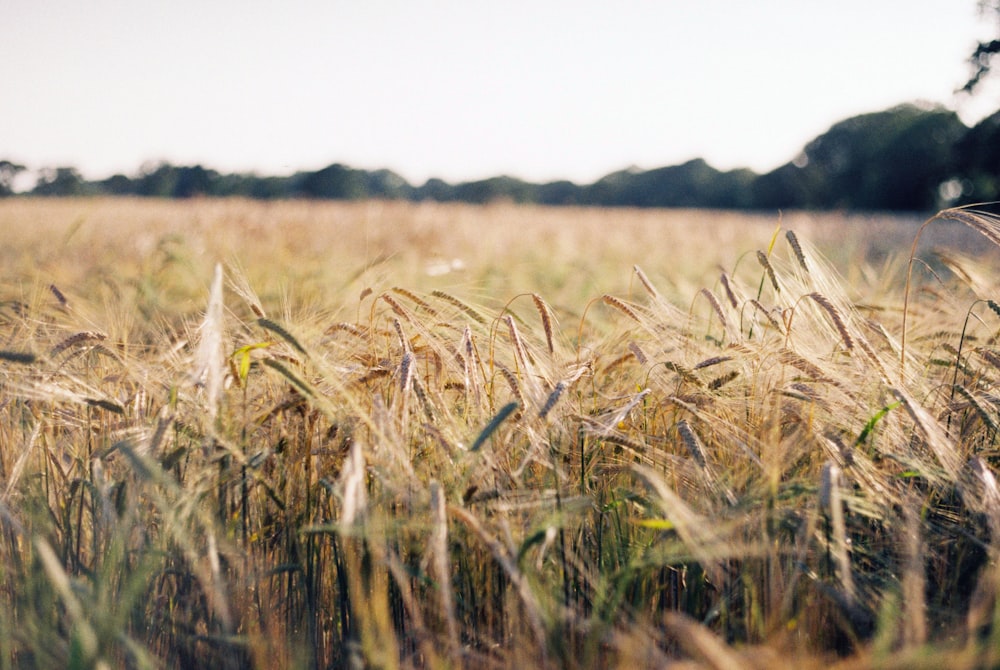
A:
[2,197,1000,668]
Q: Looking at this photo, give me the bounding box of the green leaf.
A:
[634,518,676,530]
[232,341,273,383]
[855,401,901,447]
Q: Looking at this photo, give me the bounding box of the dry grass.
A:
[2,197,1000,669]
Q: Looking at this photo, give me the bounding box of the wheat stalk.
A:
[807,292,854,351]
[602,294,643,323]
[820,462,857,608]
[531,293,555,355]
[677,419,707,467]
[48,283,68,309]
[497,363,526,411]
[429,481,459,662]
[633,264,660,299]
[707,370,739,391]
[538,381,567,420]
[953,384,999,432]
[391,286,438,316]
[785,230,809,273]
[699,288,728,332]
[195,263,226,422]
[50,331,108,358]
[628,341,648,365]
[504,315,534,386]
[778,348,830,382]
[756,250,780,293]
[431,290,487,324]
[381,292,420,330]
[693,355,732,370]
[257,317,308,357]
[324,321,368,339]
[719,273,739,309]
[748,299,784,332]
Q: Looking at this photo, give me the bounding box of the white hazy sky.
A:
[3,1,997,185]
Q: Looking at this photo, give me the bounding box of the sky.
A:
[3,1,998,186]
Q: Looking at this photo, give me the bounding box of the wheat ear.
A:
[699,288,728,332]
[720,273,739,309]
[49,331,107,357]
[391,286,438,316]
[532,293,555,354]
[633,265,660,299]
[257,318,308,357]
[807,292,854,350]
[785,230,809,273]
[48,283,68,308]
[756,250,780,293]
[602,295,642,323]
[431,290,488,324]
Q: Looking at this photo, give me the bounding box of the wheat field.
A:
[2,197,1000,669]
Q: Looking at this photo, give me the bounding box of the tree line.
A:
[2,102,999,212]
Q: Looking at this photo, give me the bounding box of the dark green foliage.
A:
[952,109,1000,202]
[32,167,90,196]
[0,160,25,197]
[756,104,966,211]
[295,162,368,199]
[8,103,1000,211]
[960,1,1000,94]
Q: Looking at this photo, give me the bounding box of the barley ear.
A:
[756,250,780,293]
[633,265,660,299]
[532,293,555,354]
[699,288,728,332]
[257,317,308,357]
[786,230,809,273]
[808,292,854,350]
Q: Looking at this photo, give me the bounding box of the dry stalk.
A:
[429,481,460,662]
[633,264,660,299]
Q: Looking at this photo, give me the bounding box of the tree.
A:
[99,174,136,195]
[172,165,217,198]
[952,108,1000,201]
[452,176,535,204]
[297,163,367,199]
[750,163,815,209]
[0,160,26,196]
[365,169,412,199]
[32,167,87,196]
[581,160,755,209]
[136,163,180,197]
[755,104,964,211]
[536,180,582,205]
[414,178,455,201]
[961,1,1000,94]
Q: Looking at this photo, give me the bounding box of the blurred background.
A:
[3,0,1000,211]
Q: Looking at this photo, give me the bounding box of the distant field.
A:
[2,197,1000,668]
[0,198,986,307]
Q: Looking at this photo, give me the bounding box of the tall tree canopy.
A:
[963,1,1000,93]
